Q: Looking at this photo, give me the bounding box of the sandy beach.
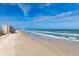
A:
[0,30,79,56]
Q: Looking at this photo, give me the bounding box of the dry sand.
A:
[0,30,79,56]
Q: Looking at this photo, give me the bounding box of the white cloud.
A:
[44,3,51,6]
[55,10,79,18]
[39,3,52,8]
[56,11,72,17]
[17,4,31,16]
[1,3,31,16]
[32,10,79,23]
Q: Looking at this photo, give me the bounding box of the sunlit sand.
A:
[0,30,79,56]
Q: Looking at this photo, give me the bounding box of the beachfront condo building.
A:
[2,24,10,34]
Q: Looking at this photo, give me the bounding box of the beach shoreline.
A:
[0,30,79,56]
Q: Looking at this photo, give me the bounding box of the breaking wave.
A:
[34,31,79,40]
[25,30,79,42]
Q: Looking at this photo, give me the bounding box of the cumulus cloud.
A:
[17,4,31,16]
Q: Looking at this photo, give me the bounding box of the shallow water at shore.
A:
[25,29,79,41]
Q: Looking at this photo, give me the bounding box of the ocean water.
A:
[27,29,79,41]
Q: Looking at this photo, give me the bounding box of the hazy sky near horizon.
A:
[0,3,79,29]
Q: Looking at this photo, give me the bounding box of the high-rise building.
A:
[2,24,15,35]
[2,24,10,34]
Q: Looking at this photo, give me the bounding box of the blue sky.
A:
[0,3,79,29]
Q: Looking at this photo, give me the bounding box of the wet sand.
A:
[0,30,79,56]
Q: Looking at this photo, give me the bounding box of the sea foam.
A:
[26,30,79,42]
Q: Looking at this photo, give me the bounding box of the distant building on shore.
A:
[2,24,15,34]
